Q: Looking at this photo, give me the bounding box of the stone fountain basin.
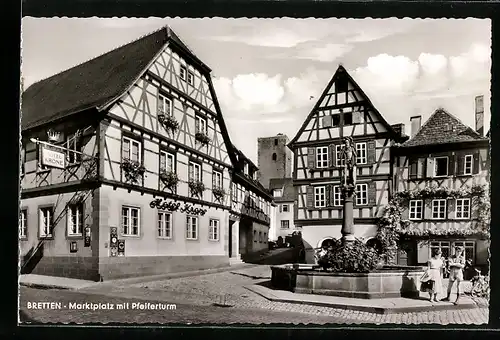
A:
[270,264,426,299]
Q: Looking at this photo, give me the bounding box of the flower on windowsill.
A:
[121,158,146,185]
[159,170,179,190]
[158,113,179,133]
[188,180,206,197]
[212,187,226,200]
[195,132,211,146]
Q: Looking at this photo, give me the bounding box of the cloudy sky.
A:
[21,18,491,163]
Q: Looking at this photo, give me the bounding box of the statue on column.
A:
[340,136,357,193]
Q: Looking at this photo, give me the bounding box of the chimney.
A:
[475,95,484,136]
[410,116,422,138]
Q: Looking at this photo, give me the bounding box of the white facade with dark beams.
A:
[288,65,409,262]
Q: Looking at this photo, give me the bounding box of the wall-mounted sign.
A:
[84,226,91,247]
[149,199,207,216]
[117,240,125,256]
[41,145,65,169]
[70,241,78,253]
[110,227,118,257]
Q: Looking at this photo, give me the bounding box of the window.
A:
[67,204,84,236]
[19,209,27,239]
[333,185,342,206]
[336,75,348,92]
[274,139,278,146]
[121,206,140,236]
[452,241,475,263]
[314,186,326,208]
[282,204,289,212]
[232,183,238,202]
[212,170,222,189]
[158,212,172,239]
[355,184,368,205]
[187,71,194,86]
[432,199,447,219]
[456,198,471,219]
[280,220,290,229]
[195,115,207,135]
[180,65,187,80]
[244,163,249,175]
[316,146,329,168]
[39,207,53,238]
[430,241,451,259]
[274,189,282,197]
[122,137,141,163]
[434,157,448,177]
[209,219,219,241]
[259,231,262,243]
[343,112,353,125]
[409,200,423,220]
[188,161,202,182]
[186,216,198,240]
[272,153,277,161]
[335,144,346,167]
[158,93,172,116]
[66,133,83,164]
[160,151,175,173]
[332,114,341,127]
[356,143,367,165]
[464,155,473,175]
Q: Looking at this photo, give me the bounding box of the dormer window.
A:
[244,163,249,175]
[274,189,282,197]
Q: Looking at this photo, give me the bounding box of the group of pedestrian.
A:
[420,245,466,305]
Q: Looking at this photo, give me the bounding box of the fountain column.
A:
[339,136,357,244]
[341,186,355,243]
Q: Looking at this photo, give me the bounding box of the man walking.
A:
[442,246,466,305]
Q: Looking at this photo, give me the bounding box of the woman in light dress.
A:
[422,249,445,302]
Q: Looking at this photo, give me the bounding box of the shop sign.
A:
[41,145,65,169]
[150,199,207,216]
[110,227,118,257]
[70,241,78,253]
[84,226,91,247]
[117,240,125,256]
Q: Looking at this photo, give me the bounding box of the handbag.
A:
[420,270,431,283]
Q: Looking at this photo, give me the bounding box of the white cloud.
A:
[418,53,447,75]
[294,44,353,63]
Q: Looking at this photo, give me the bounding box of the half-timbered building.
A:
[229,145,272,262]
[392,105,490,272]
[19,26,265,281]
[288,65,408,262]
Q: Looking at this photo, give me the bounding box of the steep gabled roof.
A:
[21,25,210,131]
[401,108,488,148]
[289,65,402,146]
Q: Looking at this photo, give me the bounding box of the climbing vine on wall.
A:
[376,184,490,254]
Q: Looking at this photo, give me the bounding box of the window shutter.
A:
[447,198,455,219]
[279,204,282,213]
[426,158,435,178]
[306,186,314,209]
[322,115,332,128]
[409,158,418,180]
[448,153,456,176]
[329,144,336,168]
[326,185,332,207]
[473,151,480,174]
[368,182,377,205]
[330,185,337,207]
[456,154,464,176]
[352,111,362,124]
[307,147,316,170]
[367,140,376,165]
[158,95,164,114]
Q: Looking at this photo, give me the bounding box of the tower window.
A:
[272,153,277,161]
[274,139,278,146]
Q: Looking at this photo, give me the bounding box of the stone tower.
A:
[257,133,292,189]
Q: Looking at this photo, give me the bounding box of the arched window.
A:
[272,153,277,161]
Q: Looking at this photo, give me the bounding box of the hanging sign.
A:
[149,199,207,216]
[84,226,91,247]
[41,145,66,169]
[117,240,125,256]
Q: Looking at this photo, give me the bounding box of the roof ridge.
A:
[24,24,168,92]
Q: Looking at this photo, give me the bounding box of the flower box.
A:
[120,159,146,185]
[212,187,226,201]
[158,113,179,133]
[195,132,211,146]
[189,180,206,197]
[159,170,179,190]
